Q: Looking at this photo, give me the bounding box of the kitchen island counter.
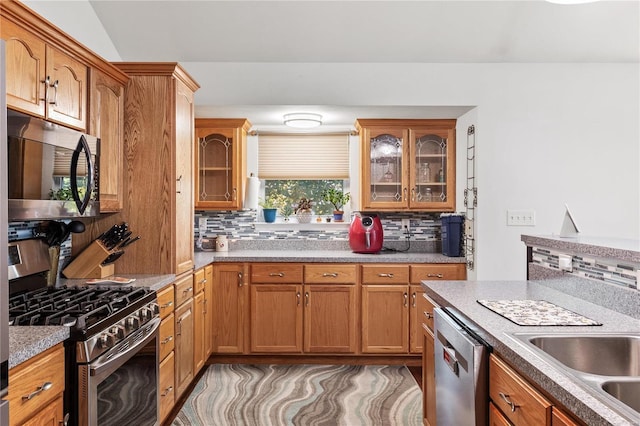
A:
[423,277,640,426]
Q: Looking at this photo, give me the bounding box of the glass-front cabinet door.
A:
[194,119,250,210]
[409,127,456,211]
[361,126,409,210]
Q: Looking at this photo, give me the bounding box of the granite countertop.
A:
[422,278,640,426]
[9,274,175,370]
[521,234,640,263]
[194,250,465,271]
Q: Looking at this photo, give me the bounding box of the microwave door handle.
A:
[70,135,94,214]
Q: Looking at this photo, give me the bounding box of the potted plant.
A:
[280,204,294,222]
[294,197,314,223]
[321,189,350,222]
[259,195,279,223]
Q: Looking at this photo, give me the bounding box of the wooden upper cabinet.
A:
[194,118,251,210]
[89,69,126,212]
[355,119,456,212]
[2,18,87,130]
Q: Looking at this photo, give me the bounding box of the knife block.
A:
[62,241,115,279]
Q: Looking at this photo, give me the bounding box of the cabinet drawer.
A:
[304,264,357,284]
[251,263,303,283]
[490,354,552,426]
[160,313,175,360]
[422,294,438,332]
[8,344,65,426]
[175,274,195,307]
[361,264,409,284]
[194,268,206,294]
[159,350,175,423]
[410,264,466,283]
[157,285,175,319]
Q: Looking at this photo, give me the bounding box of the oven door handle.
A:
[90,318,159,380]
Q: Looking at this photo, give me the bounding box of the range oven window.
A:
[96,339,158,426]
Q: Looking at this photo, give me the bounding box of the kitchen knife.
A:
[101,250,124,265]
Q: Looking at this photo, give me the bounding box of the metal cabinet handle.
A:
[411,187,416,201]
[499,392,518,412]
[427,273,444,278]
[161,335,173,345]
[424,311,433,319]
[176,175,182,193]
[199,278,207,284]
[238,272,243,287]
[22,382,52,401]
[48,79,59,105]
[378,273,394,278]
[183,286,193,295]
[161,301,173,310]
[41,76,50,101]
[232,188,237,201]
[403,187,407,201]
[161,386,174,397]
[403,292,408,307]
[269,272,285,277]
[305,292,309,306]
[61,413,70,426]
[412,292,417,308]
[322,272,338,277]
[177,318,182,335]
[296,292,301,306]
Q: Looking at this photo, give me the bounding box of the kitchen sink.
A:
[510,332,640,423]
[526,334,640,376]
[601,380,640,414]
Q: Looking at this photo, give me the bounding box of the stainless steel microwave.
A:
[7,109,100,221]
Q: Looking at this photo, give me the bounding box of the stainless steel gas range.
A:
[8,239,160,426]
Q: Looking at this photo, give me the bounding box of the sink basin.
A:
[526,334,640,376]
[510,332,640,423]
[601,380,640,414]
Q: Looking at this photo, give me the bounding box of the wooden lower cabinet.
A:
[490,401,513,426]
[489,354,553,426]
[212,263,248,353]
[193,265,212,374]
[251,284,303,353]
[174,274,195,400]
[159,351,176,422]
[551,407,580,426]
[8,344,65,426]
[304,284,357,353]
[361,284,409,353]
[422,324,436,426]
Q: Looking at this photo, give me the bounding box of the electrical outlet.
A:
[401,219,411,233]
[507,210,536,226]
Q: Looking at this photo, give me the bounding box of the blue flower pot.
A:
[263,208,277,223]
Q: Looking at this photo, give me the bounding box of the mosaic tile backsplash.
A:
[531,246,639,290]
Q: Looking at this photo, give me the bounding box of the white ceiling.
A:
[25,0,640,129]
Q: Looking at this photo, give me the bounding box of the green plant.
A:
[294,197,313,213]
[280,204,294,218]
[321,188,350,212]
[258,194,279,209]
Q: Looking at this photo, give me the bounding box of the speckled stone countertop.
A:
[8,274,175,370]
[194,250,465,271]
[422,278,640,426]
[522,234,640,263]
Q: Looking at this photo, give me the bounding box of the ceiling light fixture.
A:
[283,113,323,129]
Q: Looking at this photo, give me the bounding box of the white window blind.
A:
[258,134,350,179]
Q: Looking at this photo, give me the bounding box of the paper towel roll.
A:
[244,174,260,210]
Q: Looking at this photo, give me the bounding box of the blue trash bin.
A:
[441,214,464,257]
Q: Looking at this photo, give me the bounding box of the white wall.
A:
[28,3,639,281]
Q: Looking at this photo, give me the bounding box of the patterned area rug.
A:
[172,364,422,426]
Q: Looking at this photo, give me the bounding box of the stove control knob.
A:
[109,325,125,339]
[126,315,140,330]
[139,307,152,322]
[97,333,115,349]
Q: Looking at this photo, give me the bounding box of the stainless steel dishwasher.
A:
[434,307,490,426]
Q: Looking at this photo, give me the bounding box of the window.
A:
[258,133,351,219]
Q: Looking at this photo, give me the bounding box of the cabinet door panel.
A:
[1,19,46,117]
[361,285,409,353]
[175,79,194,275]
[46,45,87,130]
[304,285,357,353]
[410,285,425,353]
[213,264,247,353]
[250,284,303,353]
[175,298,194,399]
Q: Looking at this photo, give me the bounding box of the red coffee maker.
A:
[349,213,383,253]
